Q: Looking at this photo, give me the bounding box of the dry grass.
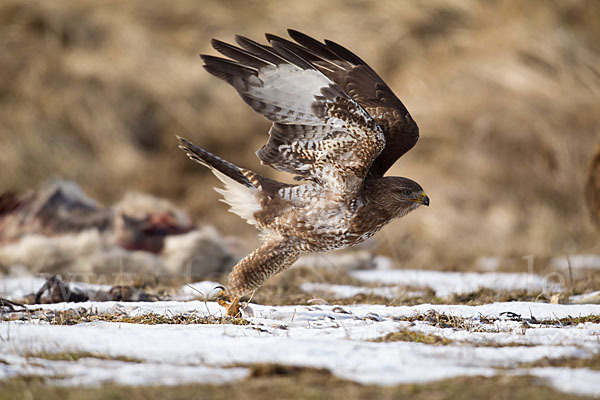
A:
[5,263,598,312]
[370,328,540,348]
[23,351,142,363]
[399,310,478,330]
[2,307,250,325]
[260,264,600,306]
[382,310,600,332]
[250,275,599,308]
[0,0,599,270]
[246,265,425,306]
[0,373,594,400]
[538,314,600,326]
[371,329,452,345]
[21,263,595,308]
[522,352,600,370]
[237,265,566,306]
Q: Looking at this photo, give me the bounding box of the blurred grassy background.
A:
[1,0,599,269]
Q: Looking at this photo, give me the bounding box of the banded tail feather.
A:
[177,136,261,225]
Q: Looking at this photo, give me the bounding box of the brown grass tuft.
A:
[1,0,599,269]
[371,330,452,345]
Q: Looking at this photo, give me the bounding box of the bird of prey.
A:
[178,29,429,315]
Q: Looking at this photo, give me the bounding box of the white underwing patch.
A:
[212,170,260,225]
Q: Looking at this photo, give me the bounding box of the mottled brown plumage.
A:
[178,30,429,312]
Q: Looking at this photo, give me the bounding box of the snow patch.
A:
[300,282,425,299]
[528,367,600,397]
[177,281,224,300]
[2,301,600,390]
[351,269,562,297]
[0,353,248,386]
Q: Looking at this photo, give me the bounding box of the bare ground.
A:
[0,0,599,269]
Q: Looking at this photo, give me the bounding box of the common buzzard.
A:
[178,30,429,315]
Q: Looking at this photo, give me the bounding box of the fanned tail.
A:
[177,136,261,225]
[177,136,253,188]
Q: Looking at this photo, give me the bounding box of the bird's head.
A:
[391,177,429,205]
[369,177,429,217]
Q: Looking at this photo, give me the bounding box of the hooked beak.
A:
[410,192,430,206]
[418,192,430,206]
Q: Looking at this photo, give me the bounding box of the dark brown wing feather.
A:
[201,33,386,198]
[287,29,419,178]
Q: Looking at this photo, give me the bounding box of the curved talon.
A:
[210,285,226,299]
[213,287,242,317]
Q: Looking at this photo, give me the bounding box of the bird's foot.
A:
[214,286,242,317]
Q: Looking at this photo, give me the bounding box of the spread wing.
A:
[201,33,386,197]
[285,30,419,178]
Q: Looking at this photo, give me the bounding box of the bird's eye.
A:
[401,189,412,196]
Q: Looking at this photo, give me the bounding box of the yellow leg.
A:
[225,295,241,317]
[215,288,242,317]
